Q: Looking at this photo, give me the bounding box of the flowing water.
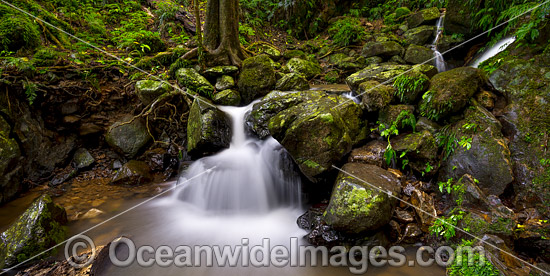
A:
[470,36,516,68]
[431,15,447,72]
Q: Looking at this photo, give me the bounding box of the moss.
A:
[0,13,40,52]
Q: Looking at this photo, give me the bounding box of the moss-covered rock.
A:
[412,64,438,78]
[238,55,277,104]
[285,58,322,79]
[324,70,340,83]
[440,104,514,196]
[212,89,241,106]
[275,73,310,91]
[393,70,430,104]
[111,160,153,185]
[72,148,94,169]
[175,68,215,99]
[348,140,388,167]
[283,49,307,60]
[0,194,67,269]
[105,115,151,159]
[246,91,365,180]
[187,97,231,156]
[419,67,486,121]
[358,80,393,112]
[215,75,235,91]
[346,64,411,91]
[445,0,481,38]
[395,7,411,18]
[0,13,40,52]
[391,130,438,173]
[404,44,434,64]
[135,80,172,106]
[249,43,282,60]
[361,41,404,58]
[404,25,436,45]
[324,163,401,234]
[378,104,415,128]
[407,7,441,28]
[203,65,239,78]
[0,116,21,204]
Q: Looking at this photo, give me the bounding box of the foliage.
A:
[393,74,427,102]
[375,110,417,166]
[437,125,457,160]
[0,10,41,52]
[429,209,464,240]
[241,0,279,27]
[22,80,38,105]
[328,17,366,47]
[238,23,256,45]
[438,177,466,205]
[448,240,500,276]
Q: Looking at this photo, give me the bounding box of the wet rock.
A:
[142,148,167,172]
[361,41,404,58]
[111,160,153,185]
[203,65,239,78]
[391,130,438,173]
[378,104,415,129]
[238,55,277,104]
[476,90,496,110]
[0,116,21,204]
[324,163,401,234]
[275,73,310,91]
[215,75,235,91]
[395,208,415,223]
[246,91,364,180]
[81,208,104,219]
[404,25,436,45]
[0,194,67,269]
[285,58,322,79]
[407,7,441,28]
[346,64,411,91]
[105,115,151,159]
[358,80,393,112]
[416,117,440,133]
[72,148,95,169]
[419,67,486,121]
[348,140,388,167]
[135,80,172,106]
[402,223,423,243]
[440,104,514,196]
[404,44,434,64]
[187,96,231,156]
[393,70,430,104]
[175,68,215,98]
[212,89,241,106]
[410,189,437,232]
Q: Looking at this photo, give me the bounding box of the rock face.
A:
[175,68,215,98]
[419,67,486,121]
[238,55,277,104]
[324,163,401,234]
[0,194,67,269]
[246,91,364,180]
[111,160,153,185]
[404,44,434,64]
[361,41,404,58]
[285,58,322,79]
[187,97,231,157]
[440,105,514,196]
[346,64,411,91]
[105,116,151,159]
[404,26,436,45]
[358,80,393,112]
[135,80,172,105]
[275,73,310,91]
[0,116,21,204]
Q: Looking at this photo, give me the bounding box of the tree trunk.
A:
[203,0,245,66]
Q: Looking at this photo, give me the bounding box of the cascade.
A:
[431,15,447,72]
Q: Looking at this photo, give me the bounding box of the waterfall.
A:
[176,101,302,213]
[470,36,516,68]
[431,15,447,72]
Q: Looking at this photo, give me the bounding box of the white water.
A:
[342,91,361,104]
[470,36,516,68]
[431,15,447,72]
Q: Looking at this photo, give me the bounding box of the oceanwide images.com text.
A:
[66,235,488,274]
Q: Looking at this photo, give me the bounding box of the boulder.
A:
[419,67,486,121]
[324,163,401,234]
[215,75,235,91]
[391,130,438,172]
[283,49,307,60]
[348,140,388,167]
[238,55,277,104]
[275,73,310,91]
[249,43,282,60]
[175,68,215,98]
[412,64,438,78]
[135,80,172,105]
[361,41,404,58]
[393,70,430,104]
[404,44,434,64]
[187,97,231,156]
[246,91,364,180]
[0,195,67,269]
[407,7,441,28]
[111,160,153,185]
[440,105,514,196]
[358,80,393,112]
[105,116,151,159]
[404,25,436,45]
[72,148,94,169]
[0,116,21,204]
[285,58,322,79]
[346,64,411,91]
[378,104,415,129]
[212,89,241,106]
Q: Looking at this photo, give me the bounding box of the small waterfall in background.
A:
[431,15,447,72]
[470,36,516,68]
[342,91,361,104]
[176,102,302,213]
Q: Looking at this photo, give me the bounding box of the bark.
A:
[203,0,245,66]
